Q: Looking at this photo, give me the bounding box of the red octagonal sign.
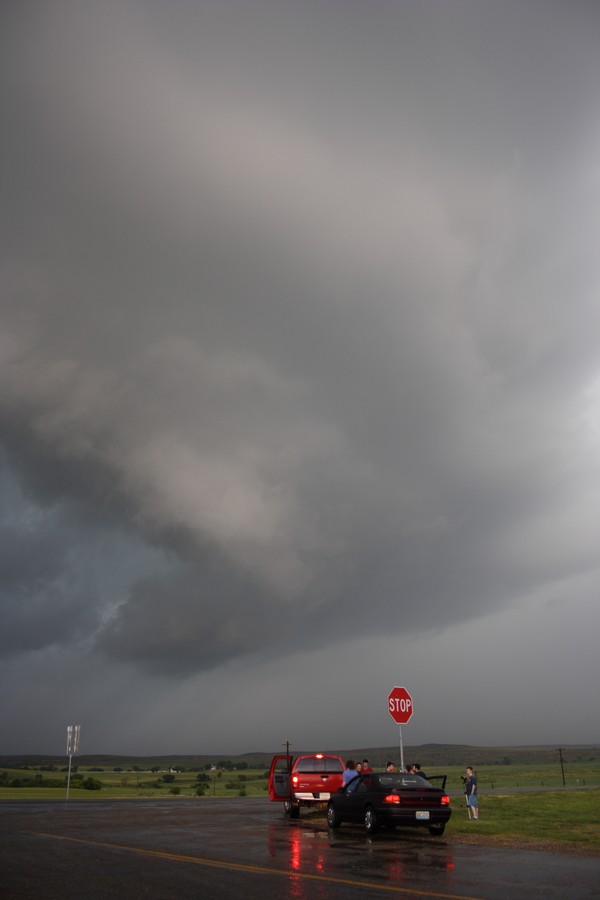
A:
[388,686,413,725]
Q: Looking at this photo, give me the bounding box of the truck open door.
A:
[268,754,292,801]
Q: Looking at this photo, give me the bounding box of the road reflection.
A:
[267,818,456,896]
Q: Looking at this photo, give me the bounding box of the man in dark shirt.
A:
[465,766,478,819]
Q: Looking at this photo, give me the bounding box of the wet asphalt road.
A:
[1,798,598,899]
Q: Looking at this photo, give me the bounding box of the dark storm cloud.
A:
[0,526,71,654]
[1,0,600,752]
[97,562,289,676]
[0,507,101,655]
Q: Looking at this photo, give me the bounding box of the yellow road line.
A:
[28,831,481,900]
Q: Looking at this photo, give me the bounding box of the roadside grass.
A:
[448,789,600,852]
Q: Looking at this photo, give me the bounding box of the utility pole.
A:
[558,747,566,786]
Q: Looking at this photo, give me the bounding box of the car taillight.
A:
[383,794,401,805]
[441,795,451,805]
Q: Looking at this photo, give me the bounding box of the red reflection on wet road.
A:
[268,818,458,896]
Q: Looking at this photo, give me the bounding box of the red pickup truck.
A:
[268,753,345,818]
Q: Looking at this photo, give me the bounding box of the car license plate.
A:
[416,811,430,820]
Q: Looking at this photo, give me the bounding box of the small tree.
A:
[82,777,102,791]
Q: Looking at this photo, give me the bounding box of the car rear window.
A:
[295,757,344,774]
[376,774,432,789]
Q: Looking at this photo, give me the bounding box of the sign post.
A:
[66,725,80,801]
[387,687,413,772]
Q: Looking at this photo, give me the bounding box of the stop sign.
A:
[388,686,413,724]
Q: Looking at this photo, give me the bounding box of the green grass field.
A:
[1,758,599,797]
[426,761,598,791]
[442,789,600,852]
[0,764,271,800]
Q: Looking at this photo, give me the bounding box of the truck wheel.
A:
[284,799,299,818]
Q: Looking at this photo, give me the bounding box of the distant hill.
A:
[1,743,597,770]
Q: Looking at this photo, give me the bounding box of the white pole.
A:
[399,725,404,772]
[66,753,73,800]
[66,725,80,801]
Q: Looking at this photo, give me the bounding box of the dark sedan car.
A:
[326,772,452,835]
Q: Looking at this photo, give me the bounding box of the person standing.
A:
[343,760,359,786]
[361,759,373,773]
[465,766,478,819]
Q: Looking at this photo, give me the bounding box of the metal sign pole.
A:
[399,724,404,772]
[66,725,80,801]
[66,752,73,800]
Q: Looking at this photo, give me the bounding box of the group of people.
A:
[342,759,479,819]
[343,759,428,781]
[342,758,373,784]
[385,761,427,778]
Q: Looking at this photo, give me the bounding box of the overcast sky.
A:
[2,0,600,758]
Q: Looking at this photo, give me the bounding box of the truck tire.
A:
[285,799,300,819]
